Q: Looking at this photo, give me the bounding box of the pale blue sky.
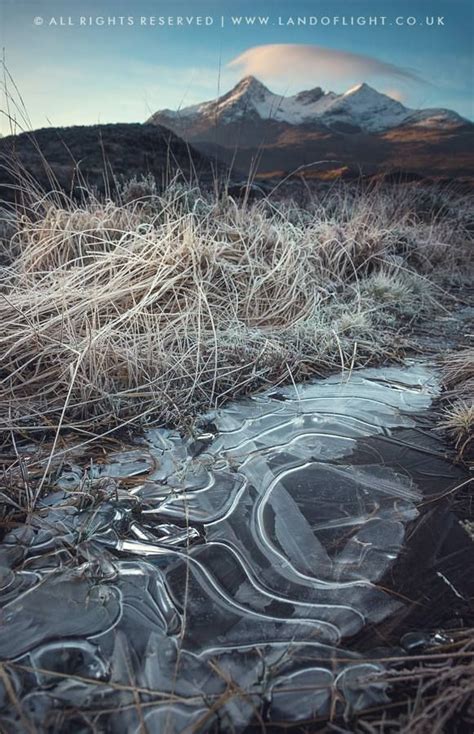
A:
[0,0,472,134]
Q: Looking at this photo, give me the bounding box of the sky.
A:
[0,0,472,134]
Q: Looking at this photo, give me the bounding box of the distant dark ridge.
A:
[0,123,227,203]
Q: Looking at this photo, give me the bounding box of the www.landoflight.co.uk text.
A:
[33,15,446,28]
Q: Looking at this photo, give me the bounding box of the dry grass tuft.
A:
[350,628,474,734]
[0,180,472,447]
[439,401,474,452]
[439,349,474,462]
[441,348,474,398]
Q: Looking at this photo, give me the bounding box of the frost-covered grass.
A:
[0,179,472,440]
[440,400,474,455]
[439,348,474,462]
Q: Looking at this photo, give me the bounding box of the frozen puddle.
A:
[0,363,468,732]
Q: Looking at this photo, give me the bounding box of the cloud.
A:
[228,44,423,86]
[384,88,406,103]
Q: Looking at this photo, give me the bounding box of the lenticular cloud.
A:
[228,44,422,85]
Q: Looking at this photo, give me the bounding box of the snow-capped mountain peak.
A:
[215,75,274,117]
[320,82,411,131]
[229,75,268,94]
[148,78,339,128]
[147,76,468,135]
[343,82,377,96]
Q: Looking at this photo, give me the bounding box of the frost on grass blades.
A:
[1,180,472,440]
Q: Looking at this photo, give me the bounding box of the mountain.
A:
[150,76,336,130]
[0,123,224,202]
[147,77,473,179]
[148,76,467,135]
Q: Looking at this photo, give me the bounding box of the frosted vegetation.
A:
[0,177,472,446]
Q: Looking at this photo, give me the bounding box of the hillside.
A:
[0,123,224,201]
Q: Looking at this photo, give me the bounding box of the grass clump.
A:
[439,349,474,463]
[440,400,474,456]
[0,180,472,443]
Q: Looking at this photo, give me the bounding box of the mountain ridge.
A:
[147,75,468,135]
[147,76,473,180]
